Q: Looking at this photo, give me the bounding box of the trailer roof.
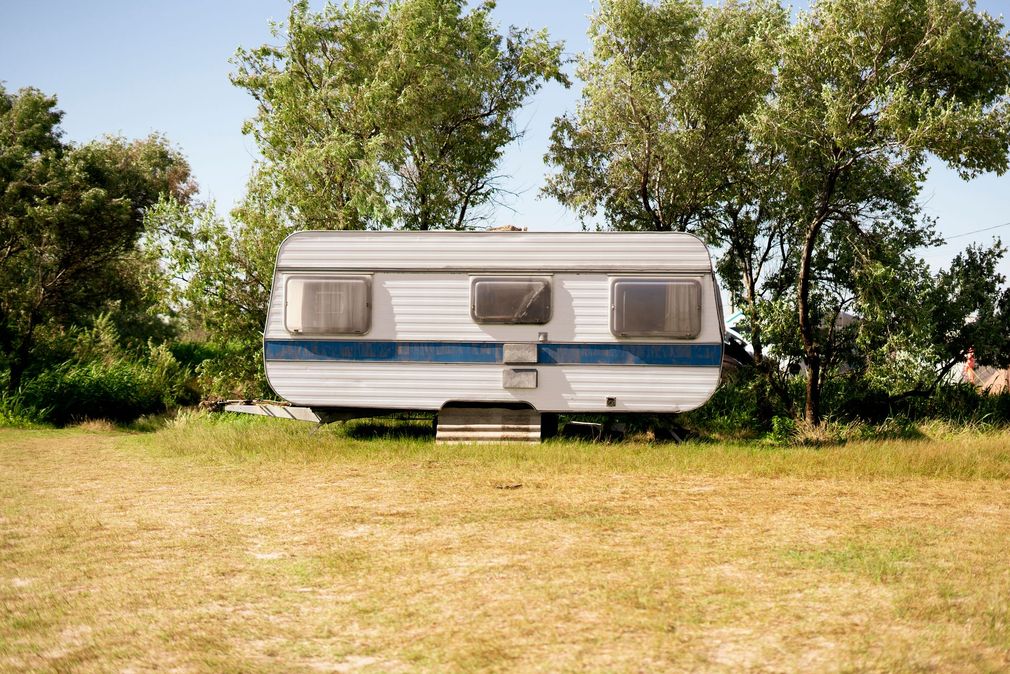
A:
[276,231,713,274]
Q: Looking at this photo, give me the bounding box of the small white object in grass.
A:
[251,551,285,560]
[308,656,379,672]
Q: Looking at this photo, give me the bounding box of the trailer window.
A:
[611,279,702,339]
[471,277,551,324]
[285,276,371,335]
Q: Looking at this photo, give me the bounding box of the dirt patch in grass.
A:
[2,424,1010,672]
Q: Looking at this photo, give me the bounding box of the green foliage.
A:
[686,370,1010,442]
[0,390,48,428]
[915,243,1010,384]
[11,314,195,425]
[545,0,786,231]
[861,417,923,442]
[766,416,798,445]
[750,0,1010,424]
[0,84,194,394]
[232,0,567,230]
[21,361,165,425]
[158,0,569,397]
[194,339,272,400]
[550,0,1010,426]
[680,365,793,437]
[169,341,223,371]
[147,194,276,397]
[902,383,1010,427]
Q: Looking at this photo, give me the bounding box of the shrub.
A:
[765,415,798,444]
[0,391,48,428]
[145,342,198,407]
[821,375,894,423]
[907,383,1010,425]
[169,341,222,370]
[9,312,198,426]
[18,343,193,426]
[195,338,273,400]
[20,361,165,425]
[680,366,792,438]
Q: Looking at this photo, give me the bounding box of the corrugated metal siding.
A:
[275,231,713,272]
[264,362,720,413]
[264,232,723,412]
[266,274,723,344]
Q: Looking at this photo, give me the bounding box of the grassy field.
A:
[2,416,1010,673]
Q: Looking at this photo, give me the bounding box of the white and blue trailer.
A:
[244,231,724,439]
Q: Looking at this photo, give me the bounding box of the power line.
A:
[943,221,1010,241]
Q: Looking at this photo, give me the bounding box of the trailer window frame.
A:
[470,276,553,325]
[610,277,703,339]
[284,275,372,336]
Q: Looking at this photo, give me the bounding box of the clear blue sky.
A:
[2,0,1008,273]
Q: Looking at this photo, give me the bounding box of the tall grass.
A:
[0,390,48,428]
[9,315,195,426]
[141,412,1010,481]
[681,365,1010,440]
[20,359,176,425]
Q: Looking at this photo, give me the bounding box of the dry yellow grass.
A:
[2,418,1010,672]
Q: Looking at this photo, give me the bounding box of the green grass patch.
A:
[782,540,918,583]
[129,411,1010,481]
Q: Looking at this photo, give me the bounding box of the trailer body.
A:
[264,231,724,415]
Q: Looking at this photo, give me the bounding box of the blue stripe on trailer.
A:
[264,340,723,367]
[538,342,722,367]
[265,340,502,364]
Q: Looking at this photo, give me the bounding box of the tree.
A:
[709,149,794,368]
[0,85,194,393]
[232,0,567,231]
[856,241,1010,402]
[149,174,285,398]
[544,0,786,231]
[752,0,1010,424]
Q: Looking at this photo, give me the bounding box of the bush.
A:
[169,341,222,370]
[821,375,894,423]
[901,383,1010,426]
[679,364,1009,442]
[195,338,273,400]
[765,415,797,444]
[0,391,48,428]
[20,361,168,425]
[16,342,193,426]
[6,313,198,426]
[680,365,792,438]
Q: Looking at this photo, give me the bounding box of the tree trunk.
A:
[6,337,33,394]
[417,182,430,231]
[6,311,38,394]
[640,173,666,231]
[797,219,820,423]
[742,274,764,365]
[751,329,764,365]
[804,354,821,426]
[797,168,840,426]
